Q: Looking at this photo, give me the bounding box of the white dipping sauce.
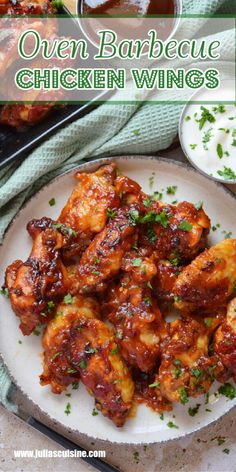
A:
[181,83,236,182]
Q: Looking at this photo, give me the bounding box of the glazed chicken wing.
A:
[40,295,135,426]
[139,201,210,263]
[154,318,224,404]
[214,297,236,380]
[5,217,70,335]
[72,204,139,293]
[174,239,236,313]
[58,164,120,261]
[104,253,167,372]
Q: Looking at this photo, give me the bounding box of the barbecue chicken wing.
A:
[139,201,210,263]
[40,294,135,426]
[72,204,139,293]
[154,318,224,404]
[214,297,236,380]
[104,253,167,372]
[174,239,236,313]
[5,218,70,335]
[58,164,119,262]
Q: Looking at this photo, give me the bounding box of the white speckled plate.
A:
[0,155,236,444]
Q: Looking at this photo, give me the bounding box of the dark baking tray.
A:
[0,5,109,170]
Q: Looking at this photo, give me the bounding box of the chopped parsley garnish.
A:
[18,340,22,344]
[52,223,78,238]
[231,139,236,147]
[94,256,101,264]
[166,185,177,195]
[107,208,116,219]
[64,402,71,416]
[0,287,9,297]
[132,258,142,267]
[67,368,77,374]
[79,360,87,370]
[33,329,41,336]
[51,352,60,361]
[202,128,213,150]
[179,387,188,405]
[85,347,98,354]
[190,144,197,150]
[143,296,152,306]
[153,191,163,201]
[173,359,182,366]
[92,408,99,416]
[64,293,73,304]
[140,210,170,228]
[148,381,160,389]
[188,403,201,417]
[47,301,55,310]
[213,105,226,114]
[217,143,223,159]
[167,421,179,429]
[198,106,216,130]
[133,452,139,463]
[169,257,180,266]
[129,209,139,225]
[185,115,191,122]
[223,231,232,239]
[223,448,230,454]
[110,347,118,355]
[48,198,56,206]
[147,226,157,243]
[195,200,203,210]
[72,381,79,390]
[148,173,155,189]
[173,367,182,379]
[92,270,100,276]
[218,383,236,399]
[219,128,230,134]
[178,221,193,231]
[191,368,203,379]
[174,295,182,303]
[159,413,164,420]
[217,166,236,180]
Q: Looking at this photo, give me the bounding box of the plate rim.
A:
[1,154,236,445]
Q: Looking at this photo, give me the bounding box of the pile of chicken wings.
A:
[3,163,236,427]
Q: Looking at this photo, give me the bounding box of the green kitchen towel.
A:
[0,0,235,412]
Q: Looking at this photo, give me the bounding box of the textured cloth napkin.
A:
[0,0,235,412]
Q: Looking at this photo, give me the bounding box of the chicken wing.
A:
[58,164,120,261]
[72,204,139,293]
[40,295,135,426]
[5,217,70,335]
[154,318,224,404]
[139,201,210,263]
[214,297,236,380]
[152,259,183,303]
[104,253,167,372]
[174,239,236,313]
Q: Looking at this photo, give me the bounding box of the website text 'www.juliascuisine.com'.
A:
[13,449,106,459]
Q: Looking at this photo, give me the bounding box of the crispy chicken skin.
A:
[40,295,135,426]
[58,164,119,261]
[72,205,139,293]
[104,253,167,372]
[155,318,224,404]
[214,298,236,380]
[174,239,236,313]
[139,201,210,263]
[5,218,70,335]
[152,260,183,302]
